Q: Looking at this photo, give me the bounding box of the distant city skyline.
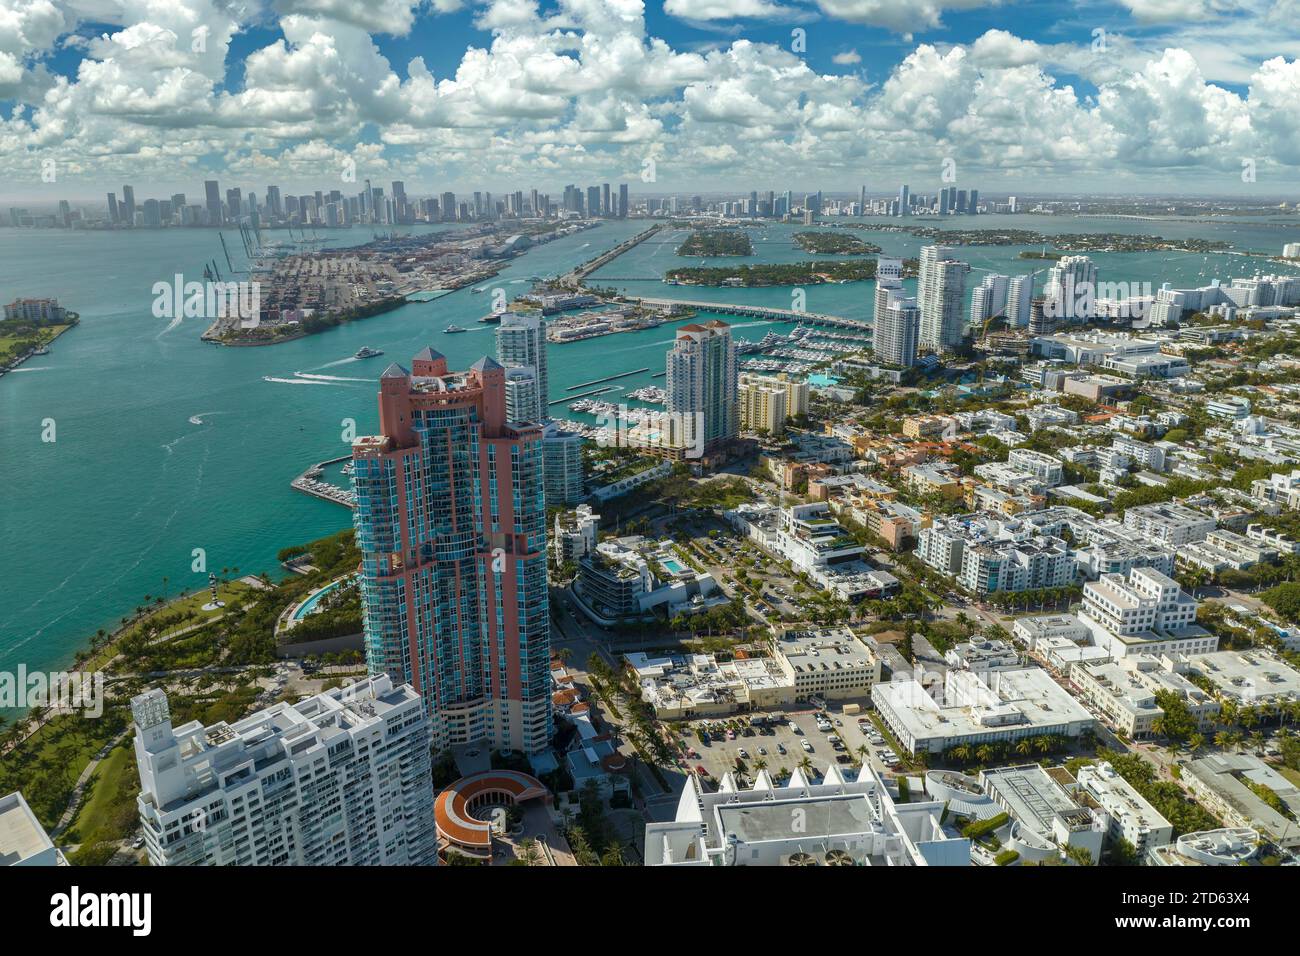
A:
[3,1,1300,200]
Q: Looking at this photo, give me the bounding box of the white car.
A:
[801,739,814,753]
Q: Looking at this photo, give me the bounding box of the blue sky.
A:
[2,0,1299,200]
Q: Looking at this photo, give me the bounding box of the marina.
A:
[290,456,356,509]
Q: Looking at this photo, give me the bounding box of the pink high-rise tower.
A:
[351,349,552,755]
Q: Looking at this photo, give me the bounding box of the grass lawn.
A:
[83,579,252,670]
[63,740,139,859]
[0,711,126,830]
[0,323,71,360]
[1276,765,1300,788]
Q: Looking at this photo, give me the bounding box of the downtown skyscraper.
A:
[351,350,552,755]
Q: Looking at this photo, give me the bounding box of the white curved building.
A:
[645,763,970,866]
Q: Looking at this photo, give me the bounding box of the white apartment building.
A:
[1025,404,1079,431]
[132,676,438,867]
[503,365,541,425]
[1122,501,1215,547]
[552,503,599,563]
[917,245,969,353]
[542,424,585,506]
[645,763,970,866]
[1006,273,1034,327]
[1205,395,1251,420]
[970,273,1010,325]
[1076,762,1173,856]
[667,320,738,455]
[1042,255,1098,321]
[1112,435,1166,472]
[1180,527,1279,574]
[1251,469,1300,510]
[495,311,549,421]
[1079,567,1215,658]
[1148,827,1261,866]
[1183,753,1300,849]
[773,503,898,601]
[873,291,920,368]
[916,514,1075,596]
[1007,448,1064,487]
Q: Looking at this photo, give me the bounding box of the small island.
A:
[1,298,78,375]
[665,258,915,287]
[793,231,881,255]
[676,229,754,257]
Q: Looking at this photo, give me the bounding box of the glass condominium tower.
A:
[351,348,552,755]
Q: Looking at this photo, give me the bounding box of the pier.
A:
[291,455,356,509]
[568,367,650,391]
[550,385,621,405]
[632,297,870,332]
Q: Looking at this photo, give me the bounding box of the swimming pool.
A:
[806,373,840,388]
[291,577,348,622]
[661,558,687,575]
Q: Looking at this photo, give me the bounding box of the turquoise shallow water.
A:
[1,213,1299,678]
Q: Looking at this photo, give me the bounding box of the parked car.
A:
[777,743,787,755]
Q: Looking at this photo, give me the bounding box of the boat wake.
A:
[157,315,183,337]
[262,375,348,386]
[294,372,371,383]
[9,366,51,372]
[188,411,224,425]
[314,356,359,369]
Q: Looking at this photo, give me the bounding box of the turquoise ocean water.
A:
[1,213,1298,677]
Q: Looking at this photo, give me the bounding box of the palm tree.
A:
[797,755,814,777]
[1188,732,1205,756]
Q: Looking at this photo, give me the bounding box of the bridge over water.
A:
[632,296,871,333]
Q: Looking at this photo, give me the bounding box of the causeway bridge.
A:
[632,296,871,333]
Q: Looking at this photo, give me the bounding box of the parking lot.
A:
[676,518,809,620]
[663,699,906,788]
